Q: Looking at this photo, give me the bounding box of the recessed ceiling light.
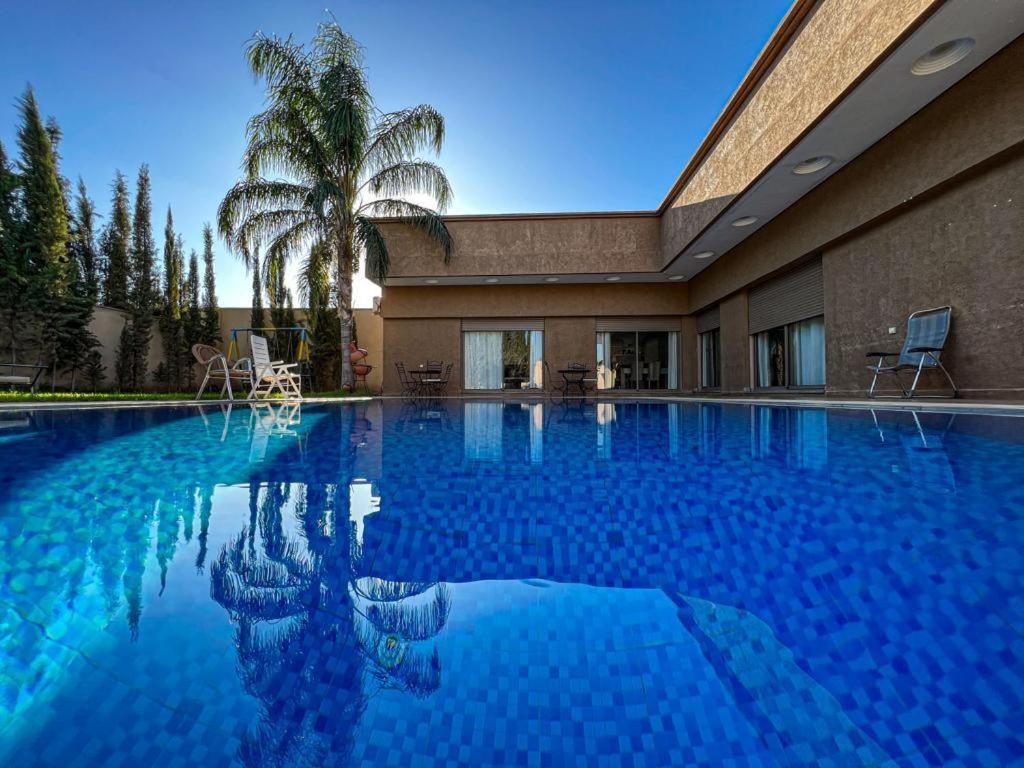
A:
[792,156,833,175]
[484,277,499,283]
[424,278,439,284]
[692,251,715,260]
[605,276,621,282]
[544,277,559,282]
[731,216,758,227]
[668,275,684,281]
[912,37,975,76]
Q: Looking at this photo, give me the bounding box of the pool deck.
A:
[3,393,1024,416]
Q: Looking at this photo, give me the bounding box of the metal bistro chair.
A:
[423,362,453,396]
[543,361,566,396]
[395,362,419,396]
[866,306,959,399]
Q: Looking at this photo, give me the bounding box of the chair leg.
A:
[905,357,928,399]
[867,363,881,399]
[223,359,234,401]
[937,362,959,398]
[197,370,210,400]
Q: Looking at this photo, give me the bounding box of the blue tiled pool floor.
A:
[1,400,1023,766]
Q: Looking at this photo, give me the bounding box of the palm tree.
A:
[218,20,454,390]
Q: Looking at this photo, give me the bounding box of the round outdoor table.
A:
[409,368,442,394]
[558,368,590,395]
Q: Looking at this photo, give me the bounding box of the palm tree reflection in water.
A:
[211,413,449,766]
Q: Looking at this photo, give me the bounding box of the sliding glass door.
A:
[463,330,543,390]
[754,315,825,388]
[596,331,678,391]
[699,329,721,389]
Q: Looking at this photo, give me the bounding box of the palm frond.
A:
[360,160,452,212]
[264,218,319,270]
[232,208,315,255]
[358,198,453,264]
[363,105,445,174]
[245,33,316,99]
[297,240,332,308]
[354,217,389,282]
[217,179,313,251]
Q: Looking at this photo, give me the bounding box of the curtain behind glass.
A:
[755,333,771,387]
[667,332,679,389]
[463,332,503,389]
[596,332,612,389]
[700,330,720,388]
[789,317,825,386]
[528,331,544,389]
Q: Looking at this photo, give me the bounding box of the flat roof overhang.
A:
[378,0,1023,288]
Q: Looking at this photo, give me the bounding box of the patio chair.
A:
[422,362,453,396]
[866,306,958,399]
[543,361,566,395]
[395,362,419,396]
[193,344,252,401]
[249,335,302,400]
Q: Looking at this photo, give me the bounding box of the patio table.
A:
[409,367,442,394]
[558,367,591,395]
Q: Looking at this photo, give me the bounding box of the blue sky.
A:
[0,0,791,307]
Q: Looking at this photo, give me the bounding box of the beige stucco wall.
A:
[78,305,383,393]
[696,37,1024,398]
[659,0,936,264]
[382,283,687,319]
[380,284,689,395]
[378,214,662,279]
[374,6,1022,400]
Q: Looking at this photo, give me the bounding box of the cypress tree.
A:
[63,177,102,389]
[102,171,131,309]
[184,249,201,387]
[71,177,101,302]
[186,249,201,338]
[162,208,182,319]
[200,223,219,344]
[16,87,70,370]
[117,164,158,390]
[0,140,29,364]
[158,207,186,389]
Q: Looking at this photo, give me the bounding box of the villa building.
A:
[373,0,1023,399]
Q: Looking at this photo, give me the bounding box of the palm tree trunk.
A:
[337,246,354,392]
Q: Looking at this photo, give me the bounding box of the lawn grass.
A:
[0,389,374,403]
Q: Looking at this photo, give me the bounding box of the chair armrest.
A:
[273,362,300,369]
[908,346,943,353]
[231,357,252,371]
[865,351,899,358]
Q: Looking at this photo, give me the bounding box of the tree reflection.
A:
[211,412,449,766]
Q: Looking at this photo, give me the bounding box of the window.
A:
[596,331,678,390]
[699,329,720,389]
[754,315,825,388]
[463,330,543,390]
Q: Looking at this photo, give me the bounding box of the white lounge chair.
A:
[249,335,302,400]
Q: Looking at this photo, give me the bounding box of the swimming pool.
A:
[1,400,1022,766]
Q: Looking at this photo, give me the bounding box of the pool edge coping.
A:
[3,394,1024,417]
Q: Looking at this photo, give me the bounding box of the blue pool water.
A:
[1,399,1023,767]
